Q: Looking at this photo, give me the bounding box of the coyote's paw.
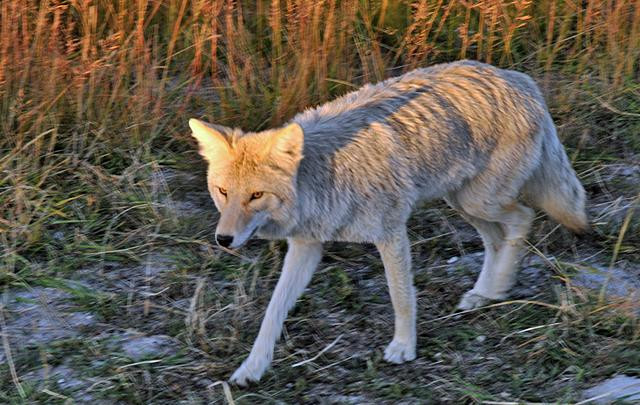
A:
[229,357,269,386]
[384,340,416,364]
[456,291,494,311]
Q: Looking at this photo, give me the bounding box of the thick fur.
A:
[190,60,587,385]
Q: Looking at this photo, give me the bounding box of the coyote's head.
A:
[189,119,304,248]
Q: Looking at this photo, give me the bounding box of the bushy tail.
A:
[523,117,589,233]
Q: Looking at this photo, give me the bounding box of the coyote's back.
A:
[289,59,587,241]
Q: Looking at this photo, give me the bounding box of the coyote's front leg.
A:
[376,228,417,363]
[230,239,323,386]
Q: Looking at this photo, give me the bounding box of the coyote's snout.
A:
[189,60,588,386]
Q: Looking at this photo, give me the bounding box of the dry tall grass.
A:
[1,0,638,288]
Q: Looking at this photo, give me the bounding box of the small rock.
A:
[25,364,86,391]
[447,256,459,264]
[475,335,486,343]
[197,378,214,387]
[52,231,65,241]
[121,335,175,360]
[329,395,367,404]
[618,164,639,177]
[573,265,640,298]
[583,375,640,404]
[139,252,177,277]
[67,312,97,328]
[4,287,97,346]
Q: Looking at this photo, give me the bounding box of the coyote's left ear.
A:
[188,118,232,162]
[268,123,304,169]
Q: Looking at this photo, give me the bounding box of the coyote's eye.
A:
[218,187,227,196]
[250,191,263,200]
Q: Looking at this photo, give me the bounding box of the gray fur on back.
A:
[256,60,562,243]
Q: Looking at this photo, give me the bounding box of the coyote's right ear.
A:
[189,118,231,161]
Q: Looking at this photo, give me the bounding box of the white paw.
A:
[456,291,494,310]
[229,357,269,386]
[383,339,416,364]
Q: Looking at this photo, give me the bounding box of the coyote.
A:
[189,60,587,385]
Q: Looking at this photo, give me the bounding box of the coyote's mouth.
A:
[227,212,268,249]
[229,228,257,249]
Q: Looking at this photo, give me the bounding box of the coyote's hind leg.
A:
[456,203,534,310]
[455,216,505,310]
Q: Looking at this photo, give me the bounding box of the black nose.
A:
[216,234,233,248]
